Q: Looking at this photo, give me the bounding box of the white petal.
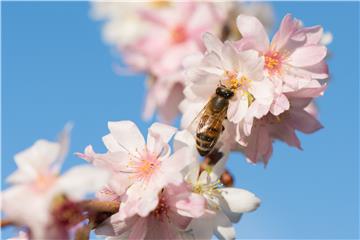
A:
[184,160,200,185]
[220,187,261,215]
[236,14,270,52]
[54,165,109,200]
[173,129,195,151]
[210,155,229,180]
[203,32,223,56]
[107,121,145,154]
[147,122,177,155]
[214,211,236,240]
[228,97,249,123]
[8,138,64,185]
[186,215,216,240]
[221,43,239,71]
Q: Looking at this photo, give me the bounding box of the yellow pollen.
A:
[150,0,171,8]
[265,56,279,69]
[138,160,157,176]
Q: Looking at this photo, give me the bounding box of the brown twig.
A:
[79,200,120,214]
[0,219,15,228]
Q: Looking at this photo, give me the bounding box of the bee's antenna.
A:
[218,80,226,88]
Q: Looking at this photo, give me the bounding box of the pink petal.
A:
[236,14,270,52]
[96,186,120,202]
[269,123,301,149]
[142,88,157,121]
[303,25,323,45]
[301,61,329,79]
[160,147,192,185]
[147,122,177,156]
[108,173,133,196]
[149,220,178,239]
[165,183,205,218]
[77,146,129,172]
[288,45,327,67]
[289,109,323,134]
[128,217,147,240]
[270,94,290,116]
[221,43,239,70]
[244,124,273,165]
[203,32,223,55]
[227,97,248,123]
[158,83,184,123]
[107,121,145,154]
[167,210,192,229]
[271,14,299,51]
[285,84,327,99]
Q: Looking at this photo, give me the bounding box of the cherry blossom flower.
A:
[237,85,327,165]
[1,125,109,239]
[94,183,205,240]
[78,121,193,220]
[174,130,261,239]
[182,32,274,135]
[133,3,226,122]
[236,14,328,116]
[91,2,168,49]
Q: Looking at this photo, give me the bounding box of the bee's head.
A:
[216,86,234,99]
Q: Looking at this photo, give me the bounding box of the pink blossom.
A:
[95,183,205,240]
[124,3,226,123]
[236,14,328,116]
[182,33,274,136]
[78,121,193,220]
[238,85,326,165]
[2,125,109,239]
[173,130,261,239]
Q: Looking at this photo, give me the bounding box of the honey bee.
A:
[191,86,234,156]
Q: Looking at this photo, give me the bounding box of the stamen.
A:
[171,25,187,44]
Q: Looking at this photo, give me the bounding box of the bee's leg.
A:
[222,125,225,132]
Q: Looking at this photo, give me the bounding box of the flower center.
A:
[224,70,254,105]
[193,179,223,210]
[152,195,169,222]
[130,152,161,182]
[171,25,187,44]
[33,172,57,192]
[265,51,284,75]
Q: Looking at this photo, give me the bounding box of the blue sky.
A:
[1,2,359,239]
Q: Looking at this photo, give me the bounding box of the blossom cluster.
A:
[181,14,329,164]
[92,1,275,123]
[1,2,331,240]
[77,121,260,239]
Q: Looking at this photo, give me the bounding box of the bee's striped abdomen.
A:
[196,126,221,156]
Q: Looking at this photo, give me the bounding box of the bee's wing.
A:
[185,100,212,133]
[197,104,228,135]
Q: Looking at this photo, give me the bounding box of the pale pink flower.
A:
[182,33,274,134]
[174,131,261,239]
[125,3,226,123]
[78,121,193,220]
[2,126,109,239]
[236,14,328,116]
[94,183,205,240]
[238,85,326,165]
